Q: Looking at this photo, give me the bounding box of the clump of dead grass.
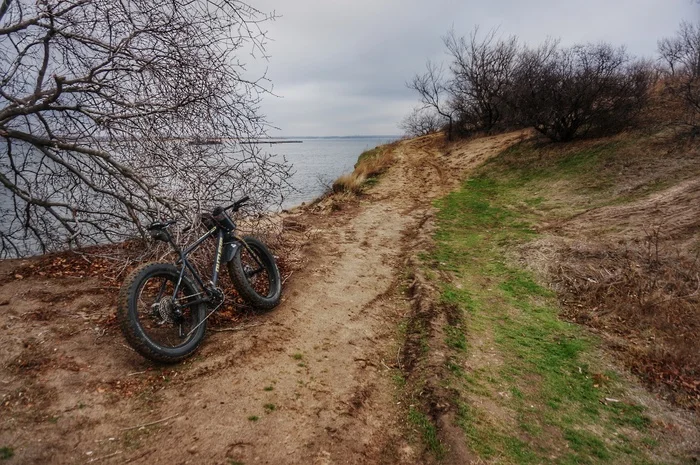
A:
[332,172,366,195]
[553,230,700,408]
[331,144,397,195]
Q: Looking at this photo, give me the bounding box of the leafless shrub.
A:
[444,28,519,133]
[510,42,652,141]
[0,0,292,258]
[408,28,655,142]
[399,107,444,137]
[407,61,456,139]
[658,20,700,132]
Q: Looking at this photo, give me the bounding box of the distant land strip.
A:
[239,140,303,144]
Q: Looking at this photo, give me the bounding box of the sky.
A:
[245,0,699,137]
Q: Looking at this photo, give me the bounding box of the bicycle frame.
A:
[169,226,240,308]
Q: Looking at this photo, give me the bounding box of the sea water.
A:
[0,136,398,256]
[267,136,398,209]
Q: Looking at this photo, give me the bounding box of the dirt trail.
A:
[0,132,524,464]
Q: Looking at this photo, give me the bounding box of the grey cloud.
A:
[246,0,699,136]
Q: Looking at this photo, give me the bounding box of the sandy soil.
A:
[0,132,525,464]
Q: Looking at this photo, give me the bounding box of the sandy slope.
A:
[0,132,524,464]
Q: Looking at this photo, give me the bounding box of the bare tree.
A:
[0,0,291,257]
[399,106,443,137]
[511,42,651,141]
[444,28,519,133]
[407,61,455,139]
[658,20,700,131]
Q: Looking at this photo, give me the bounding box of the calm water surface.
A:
[270,136,398,209]
[0,136,398,256]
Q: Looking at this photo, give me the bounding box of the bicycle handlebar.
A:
[147,218,177,230]
[214,195,250,215]
[149,195,250,233]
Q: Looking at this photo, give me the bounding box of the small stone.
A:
[187,447,197,454]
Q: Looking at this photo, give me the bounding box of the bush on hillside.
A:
[404,28,664,142]
[658,20,700,133]
[510,42,652,141]
[444,28,519,133]
[400,107,444,137]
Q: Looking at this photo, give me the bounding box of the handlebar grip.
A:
[230,195,250,211]
[217,195,250,214]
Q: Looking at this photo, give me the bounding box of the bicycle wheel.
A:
[117,262,207,363]
[228,236,282,310]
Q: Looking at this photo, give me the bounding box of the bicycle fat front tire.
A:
[117,262,207,363]
[228,236,282,310]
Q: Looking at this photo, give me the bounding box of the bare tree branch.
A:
[0,0,292,257]
[658,20,700,131]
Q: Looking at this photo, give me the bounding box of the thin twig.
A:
[282,270,294,285]
[120,414,181,432]
[119,344,136,353]
[86,451,122,463]
[209,322,264,333]
[126,371,146,377]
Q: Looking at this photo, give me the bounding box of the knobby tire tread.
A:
[117,262,206,363]
[228,237,282,310]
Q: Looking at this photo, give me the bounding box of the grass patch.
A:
[0,447,13,460]
[263,403,276,413]
[444,325,467,351]
[391,372,406,388]
[425,145,663,464]
[247,415,259,422]
[408,407,444,459]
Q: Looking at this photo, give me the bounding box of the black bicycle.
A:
[117,195,282,363]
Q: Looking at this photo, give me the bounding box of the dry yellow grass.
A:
[331,144,397,195]
[332,172,366,195]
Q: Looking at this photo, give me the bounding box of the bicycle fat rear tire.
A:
[227,237,282,310]
[117,262,207,363]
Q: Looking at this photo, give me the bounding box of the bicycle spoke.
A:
[134,273,200,348]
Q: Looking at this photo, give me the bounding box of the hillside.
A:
[399,129,699,464]
[0,128,698,464]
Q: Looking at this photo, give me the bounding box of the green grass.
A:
[0,447,13,460]
[247,415,259,422]
[263,403,276,413]
[423,142,660,464]
[354,146,383,168]
[408,407,444,458]
[445,324,467,351]
[292,353,303,360]
[263,385,274,391]
[391,372,406,388]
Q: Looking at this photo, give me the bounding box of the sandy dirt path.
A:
[0,132,524,464]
